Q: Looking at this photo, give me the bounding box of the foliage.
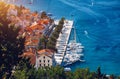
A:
[40,11,47,19]
[46,18,65,51]
[11,65,118,79]
[0,2,30,78]
[38,35,48,50]
[0,2,119,79]
[11,58,32,79]
[0,2,10,22]
[38,17,65,51]
[0,16,25,79]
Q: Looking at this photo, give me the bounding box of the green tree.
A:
[58,17,65,25]
[46,17,65,52]
[0,20,25,79]
[41,11,47,19]
[96,67,102,79]
[118,76,120,79]
[11,58,32,79]
[52,31,59,38]
[13,69,29,79]
[38,35,48,49]
[65,71,73,79]
[73,68,84,79]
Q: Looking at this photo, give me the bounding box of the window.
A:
[39,60,41,62]
[48,60,50,63]
[43,56,45,59]
[44,64,45,67]
[44,60,45,63]
[40,64,41,66]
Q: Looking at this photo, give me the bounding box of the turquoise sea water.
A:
[12,0,120,75]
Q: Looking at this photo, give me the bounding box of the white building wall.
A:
[37,55,53,67]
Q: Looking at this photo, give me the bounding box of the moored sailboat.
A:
[63,23,85,66]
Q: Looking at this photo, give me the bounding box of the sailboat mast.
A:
[71,14,76,43]
[73,25,76,42]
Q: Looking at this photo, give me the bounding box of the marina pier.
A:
[54,20,73,65]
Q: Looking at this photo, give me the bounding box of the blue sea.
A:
[10,0,120,75]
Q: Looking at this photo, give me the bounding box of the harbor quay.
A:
[54,20,73,65]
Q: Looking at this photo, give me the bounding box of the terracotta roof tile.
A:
[22,51,36,65]
[30,24,45,30]
[38,19,49,25]
[37,49,54,58]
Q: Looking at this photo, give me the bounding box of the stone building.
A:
[35,49,55,69]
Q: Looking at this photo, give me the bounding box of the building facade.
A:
[35,49,55,69]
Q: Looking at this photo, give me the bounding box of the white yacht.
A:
[63,24,85,66]
[64,67,71,71]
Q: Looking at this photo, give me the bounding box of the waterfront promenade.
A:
[54,20,73,65]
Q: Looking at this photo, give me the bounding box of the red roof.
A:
[22,51,36,65]
[37,49,54,58]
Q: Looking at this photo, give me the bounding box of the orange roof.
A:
[24,24,44,33]
[30,55,36,65]
[25,40,38,46]
[24,33,41,46]
[38,49,53,54]
[22,49,54,65]
[25,41,30,46]
[22,51,36,65]
[25,27,33,32]
[38,19,49,25]
[32,39,39,43]
[37,49,54,58]
[22,51,34,56]
[32,13,38,17]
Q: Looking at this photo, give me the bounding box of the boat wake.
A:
[84,30,90,39]
[58,0,113,23]
[84,30,96,40]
